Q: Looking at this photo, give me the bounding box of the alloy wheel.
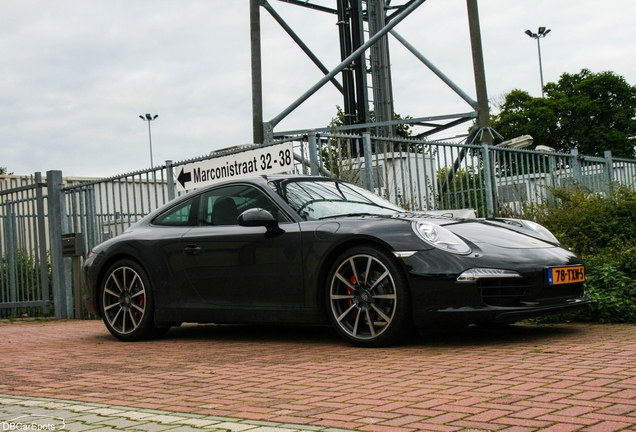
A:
[102,266,147,335]
[329,253,398,341]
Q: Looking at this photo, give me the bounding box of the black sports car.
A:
[83,175,589,347]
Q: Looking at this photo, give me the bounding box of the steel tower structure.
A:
[250,0,491,147]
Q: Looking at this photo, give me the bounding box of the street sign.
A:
[175,142,295,192]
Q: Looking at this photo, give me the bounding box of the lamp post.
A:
[525,27,551,97]
[139,113,158,168]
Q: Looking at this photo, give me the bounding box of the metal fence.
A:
[0,173,50,317]
[287,133,636,217]
[2,134,635,319]
[64,167,176,250]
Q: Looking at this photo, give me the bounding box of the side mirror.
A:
[238,208,279,231]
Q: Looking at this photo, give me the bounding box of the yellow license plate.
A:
[548,265,585,285]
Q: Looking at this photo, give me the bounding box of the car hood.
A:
[441,221,554,249]
[390,212,557,249]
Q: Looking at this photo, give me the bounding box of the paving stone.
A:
[160,427,213,432]
[61,421,104,431]
[207,422,259,431]
[175,417,222,427]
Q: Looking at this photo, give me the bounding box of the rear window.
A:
[153,198,194,226]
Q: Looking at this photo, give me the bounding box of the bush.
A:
[0,250,51,318]
[580,262,636,322]
[526,183,636,323]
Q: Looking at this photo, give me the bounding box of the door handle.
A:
[183,245,203,255]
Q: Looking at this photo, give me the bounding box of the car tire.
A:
[326,246,412,347]
[100,259,160,341]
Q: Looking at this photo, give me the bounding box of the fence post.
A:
[47,170,72,319]
[363,132,374,192]
[34,172,50,314]
[604,150,614,187]
[85,185,98,253]
[166,160,175,201]
[544,152,554,189]
[570,149,582,184]
[308,131,319,176]
[481,143,495,218]
[5,201,17,316]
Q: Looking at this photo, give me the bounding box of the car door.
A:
[178,184,304,308]
[149,195,207,307]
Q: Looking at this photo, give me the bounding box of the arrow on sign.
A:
[177,168,192,189]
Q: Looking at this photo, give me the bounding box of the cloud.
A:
[1,0,635,176]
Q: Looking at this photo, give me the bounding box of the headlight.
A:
[498,218,560,244]
[523,220,560,244]
[412,221,472,255]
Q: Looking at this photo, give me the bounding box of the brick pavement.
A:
[1,319,635,431]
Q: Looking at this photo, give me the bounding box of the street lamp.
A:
[139,114,158,168]
[525,27,551,97]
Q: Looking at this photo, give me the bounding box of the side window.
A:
[153,198,195,226]
[198,185,287,226]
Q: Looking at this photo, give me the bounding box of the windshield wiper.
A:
[318,212,386,220]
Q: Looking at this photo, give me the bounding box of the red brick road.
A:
[1,320,635,431]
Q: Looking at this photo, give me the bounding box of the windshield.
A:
[275,179,404,220]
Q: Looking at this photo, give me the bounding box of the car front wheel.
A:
[327,246,412,347]
[100,260,160,341]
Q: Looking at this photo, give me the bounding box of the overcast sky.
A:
[2,0,635,177]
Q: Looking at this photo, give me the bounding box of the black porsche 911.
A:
[83,175,589,347]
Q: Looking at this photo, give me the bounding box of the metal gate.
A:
[0,173,50,318]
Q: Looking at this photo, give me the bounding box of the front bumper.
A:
[400,247,591,328]
[82,252,101,316]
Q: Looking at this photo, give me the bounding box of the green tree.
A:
[491,69,636,158]
[329,105,413,138]
[437,166,487,216]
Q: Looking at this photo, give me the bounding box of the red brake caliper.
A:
[347,275,358,318]
[138,294,145,317]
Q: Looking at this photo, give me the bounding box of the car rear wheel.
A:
[327,246,412,347]
[100,260,160,341]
